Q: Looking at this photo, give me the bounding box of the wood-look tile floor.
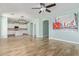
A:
[0,36,79,56]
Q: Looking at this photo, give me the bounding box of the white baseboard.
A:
[49,37,79,45]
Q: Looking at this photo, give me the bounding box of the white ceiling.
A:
[0,3,79,21]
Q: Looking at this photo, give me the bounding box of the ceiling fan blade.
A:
[32,8,40,9]
[46,9,51,13]
[40,3,45,7]
[46,3,56,8]
[39,11,42,14]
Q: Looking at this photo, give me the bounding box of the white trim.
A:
[49,37,79,45]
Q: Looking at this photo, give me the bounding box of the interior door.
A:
[43,20,49,38]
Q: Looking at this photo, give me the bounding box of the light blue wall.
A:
[0,17,1,36]
[0,16,8,38]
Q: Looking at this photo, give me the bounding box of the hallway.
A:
[0,35,79,56]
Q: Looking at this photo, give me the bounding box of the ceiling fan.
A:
[32,3,56,14]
